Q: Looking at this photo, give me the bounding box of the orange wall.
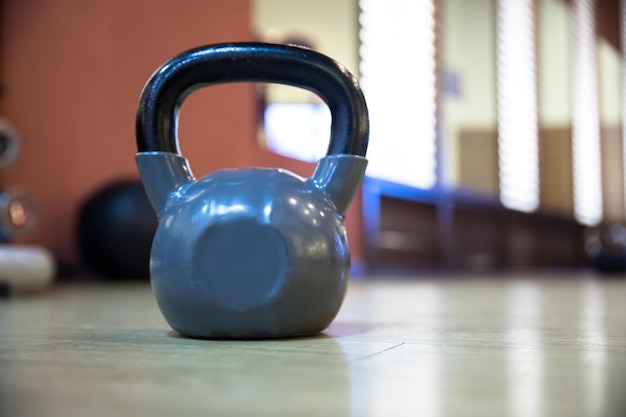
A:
[0,0,365,267]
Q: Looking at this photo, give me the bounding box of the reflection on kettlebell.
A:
[136,43,369,338]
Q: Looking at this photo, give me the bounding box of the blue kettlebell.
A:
[135,43,369,338]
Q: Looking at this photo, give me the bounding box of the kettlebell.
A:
[135,43,369,338]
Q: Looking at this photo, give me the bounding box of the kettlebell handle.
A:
[136,43,369,216]
[136,43,368,156]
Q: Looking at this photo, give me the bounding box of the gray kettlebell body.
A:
[135,43,369,338]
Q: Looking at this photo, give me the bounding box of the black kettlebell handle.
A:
[136,43,369,157]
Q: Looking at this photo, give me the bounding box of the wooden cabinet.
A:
[363,178,588,272]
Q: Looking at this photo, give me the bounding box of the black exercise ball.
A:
[78,179,157,280]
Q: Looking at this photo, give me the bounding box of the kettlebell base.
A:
[153,286,343,339]
[169,326,327,340]
[163,308,337,339]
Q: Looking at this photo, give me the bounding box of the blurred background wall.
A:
[0,0,624,276]
[0,0,365,271]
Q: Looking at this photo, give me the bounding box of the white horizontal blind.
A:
[572,0,603,225]
[622,0,626,223]
[359,0,437,188]
[496,0,539,212]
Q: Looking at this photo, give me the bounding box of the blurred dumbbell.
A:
[0,118,20,169]
[0,187,39,242]
[0,119,55,295]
